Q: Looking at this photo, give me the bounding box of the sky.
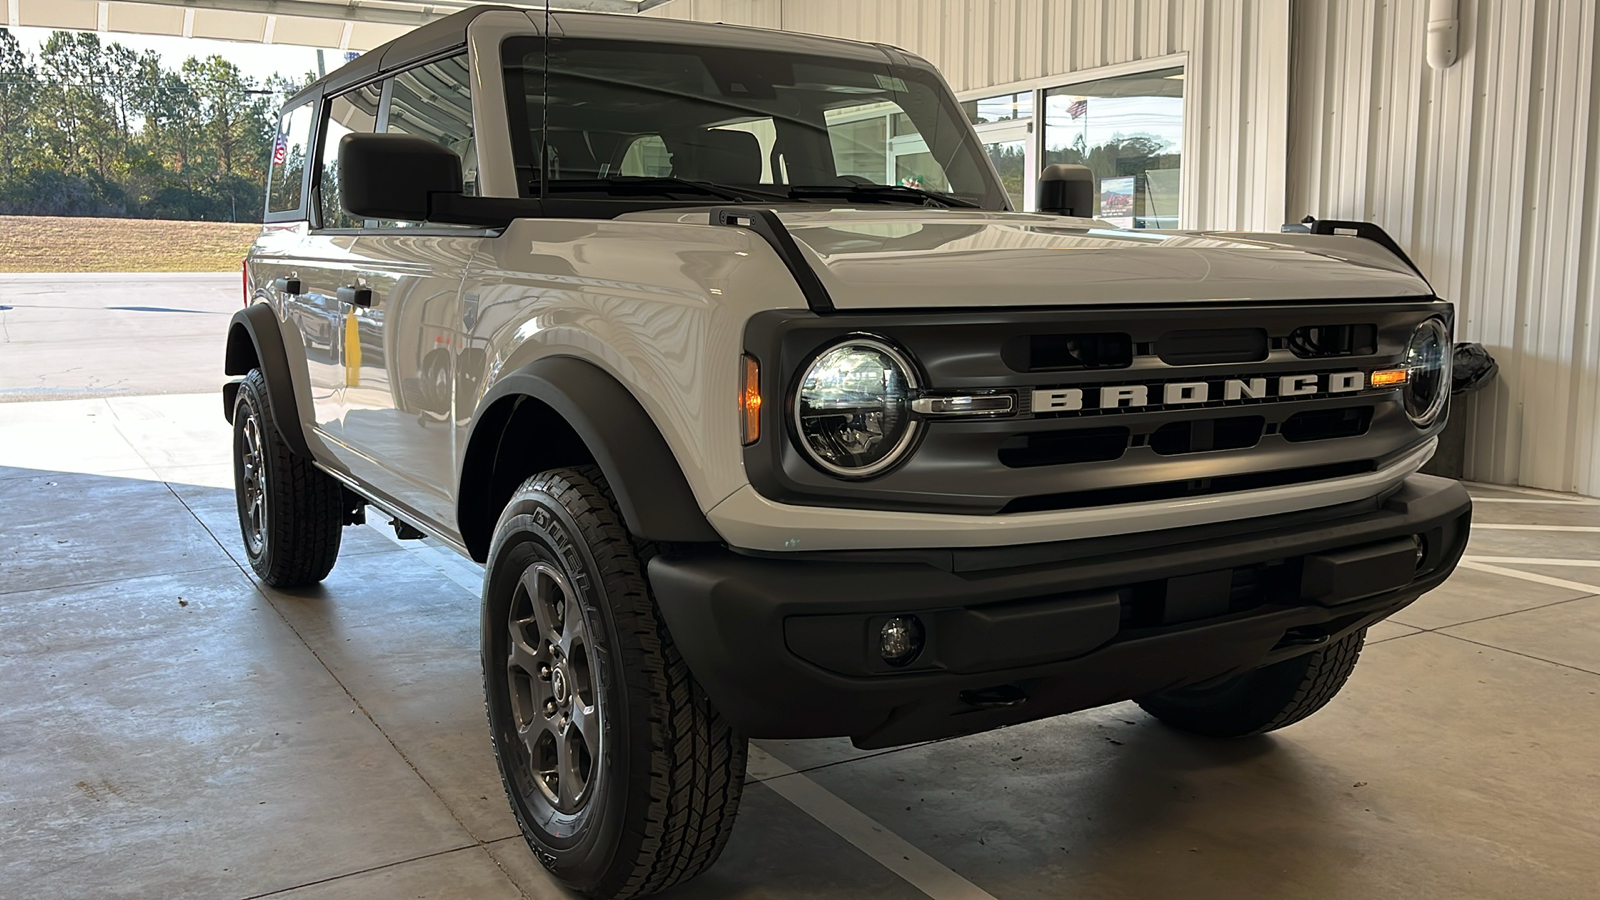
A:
[8,24,334,87]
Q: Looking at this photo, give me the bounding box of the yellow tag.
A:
[345,310,362,387]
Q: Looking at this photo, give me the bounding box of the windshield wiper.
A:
[787,184,982,209]
[551,176,791,203]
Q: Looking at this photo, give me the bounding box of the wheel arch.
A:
[224,303,312,459]
[457,356,722,562]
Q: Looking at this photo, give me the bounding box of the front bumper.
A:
[648,474,1471,749]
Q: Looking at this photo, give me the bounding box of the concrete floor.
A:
[3,277,1599,899]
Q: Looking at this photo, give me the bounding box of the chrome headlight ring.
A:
[791,336,924,478]
[1404,317,1451,427]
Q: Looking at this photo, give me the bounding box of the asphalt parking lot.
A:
[2,274,1599,899]
[0,273,240,401]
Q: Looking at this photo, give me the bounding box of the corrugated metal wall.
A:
[648,0,1292,230]
[1288,0,1600,494]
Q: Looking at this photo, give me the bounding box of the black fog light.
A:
[879,616,924,666]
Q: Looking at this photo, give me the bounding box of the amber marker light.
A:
[1371,368,1409,387]
[741,354,762,445]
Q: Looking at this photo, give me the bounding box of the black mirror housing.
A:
[338,133,462,221]
[1037,163,1094,217]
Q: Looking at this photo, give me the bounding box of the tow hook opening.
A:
[959,683,1029,709]
[1273,627,1331,651]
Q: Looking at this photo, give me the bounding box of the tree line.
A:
[0,27,308,221]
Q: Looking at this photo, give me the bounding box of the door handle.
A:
[272,277,302,295]
[337,286,373,308]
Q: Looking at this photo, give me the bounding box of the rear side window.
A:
[316,81,383,229]
[267,103,314,215]
[386,54,478,195]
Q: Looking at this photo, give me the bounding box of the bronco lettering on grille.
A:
[1032,370,1378,414]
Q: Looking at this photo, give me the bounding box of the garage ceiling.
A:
[3,0,676,51]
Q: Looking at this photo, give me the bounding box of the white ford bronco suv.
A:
[226,7,1472,897]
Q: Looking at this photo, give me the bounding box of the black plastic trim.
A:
[223,303,312,458]
[1310,219,1432,288]
[647,474,1471,746]
[713,207,835,313]
[457,357,720,555]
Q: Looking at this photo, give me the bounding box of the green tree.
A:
[35,32,120,178]
[0,29,293,221]
[0,28,39,176]
[184,55,269,177]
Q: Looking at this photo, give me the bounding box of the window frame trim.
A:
[309,47,482,235]
[264,93,320,223]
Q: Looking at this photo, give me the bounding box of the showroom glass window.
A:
[499,37,1006,209]
[962,90,1032,210]
[315,81,382,229]
[266,102,313,215]
[1042,66,1183,227]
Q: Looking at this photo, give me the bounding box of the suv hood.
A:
[636,208,1433,309]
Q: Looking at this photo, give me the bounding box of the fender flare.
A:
[224,303,312,459]
[459,357,721,550]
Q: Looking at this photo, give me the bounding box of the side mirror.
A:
[337,133,462,221]
[1037,163,1094,217]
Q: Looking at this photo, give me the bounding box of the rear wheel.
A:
[483,466,745,899]
[232,369,343,587]
[1136,628,1367,738]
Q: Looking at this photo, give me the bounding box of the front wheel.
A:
[483,466,746,899]
[231,369,343,587]
[1136,628,1367,738]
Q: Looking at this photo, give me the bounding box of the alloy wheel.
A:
[506,562,601,814]
[239,412,267,556]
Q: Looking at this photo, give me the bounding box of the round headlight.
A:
[793,337,921,477]
[1404,318,1451,426]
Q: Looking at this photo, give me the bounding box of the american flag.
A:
[1067,99,1088,119]
[272,132,288,166]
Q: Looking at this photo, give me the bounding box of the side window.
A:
[386,54,477,197]
[316,81,383,229]
[266,103,313,215]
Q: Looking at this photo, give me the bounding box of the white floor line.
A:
[1456,560,1600,595]
[1471,497,1600,505]
[747,744,999,900]
[1472,524,1600,533]
[1462,481,1599,502]
[1463,555,1600,568]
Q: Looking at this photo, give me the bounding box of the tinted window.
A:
[387,55,477,195]
[267,103,313,214]
[316,81,382,229]
[502,37,1004,209]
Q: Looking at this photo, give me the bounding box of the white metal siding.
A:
[647,0,1291,230]
[1289,0,1600,495]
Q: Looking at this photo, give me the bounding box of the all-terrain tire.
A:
[483,466,746,900]
[1135,628,1367,738]
[232,369,343,587]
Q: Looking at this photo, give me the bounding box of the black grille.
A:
[1282,406,1374,442]
[999,427,1129,468]
[743,300,1449,516]
[1288,324,1378,358]
[1001,332,1131,372]
[1149,416,1265,455]
[1155,328,1268,365]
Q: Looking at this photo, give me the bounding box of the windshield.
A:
[502,37,1009,210]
